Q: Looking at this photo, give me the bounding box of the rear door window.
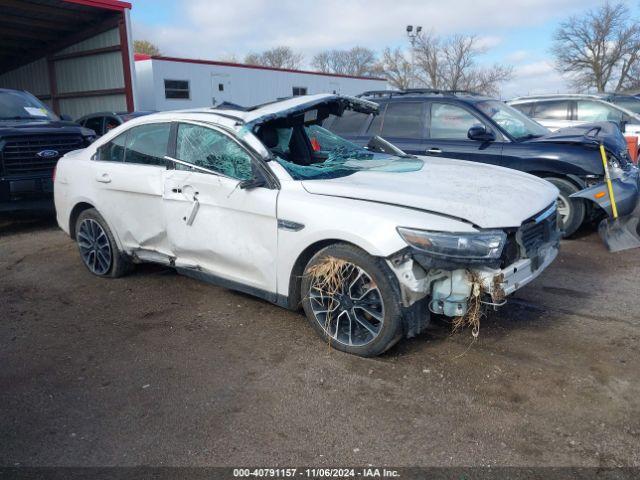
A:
[105,116,120,133]
[124,123,171,166]
[532,100,570,120]
[576,101,623,123]
[84,116,104,136]
[429,103,483,140]
[379,102,425,138]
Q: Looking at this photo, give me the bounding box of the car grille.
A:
[517,204,559,257]
[1,134,84,176]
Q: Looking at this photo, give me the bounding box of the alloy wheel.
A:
[308,262,384,347]
[557,195,571,225]
[77,218,112,275]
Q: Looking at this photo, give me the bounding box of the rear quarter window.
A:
[96,133,126,162]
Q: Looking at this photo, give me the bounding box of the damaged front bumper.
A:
[571,166,639,218]
[387,242,558,319]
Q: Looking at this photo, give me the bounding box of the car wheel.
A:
[545,177,586,238]
[301,243,403,357]
[75,208,131,278]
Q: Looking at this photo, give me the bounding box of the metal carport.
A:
[0,0,135,119]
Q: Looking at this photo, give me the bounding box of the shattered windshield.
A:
[476,100,548,141]
[272,125,423,180]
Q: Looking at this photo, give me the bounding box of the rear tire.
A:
[545,177,585,238]
[300,243,403,357]
[75,208,132,278]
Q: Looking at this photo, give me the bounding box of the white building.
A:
[134,54,388,111]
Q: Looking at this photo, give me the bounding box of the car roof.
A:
[78,111,155,118]
[508,94,640,118]
[509,94,614,102]
[357,89,494,103]
[136,93,379,128]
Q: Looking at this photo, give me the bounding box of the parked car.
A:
[508,94,640,148]
[54,94,560,357]
[76,111,155,137]
[0,88,97,212]
[325,89,638,237]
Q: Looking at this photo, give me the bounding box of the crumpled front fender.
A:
[571,167,639,218]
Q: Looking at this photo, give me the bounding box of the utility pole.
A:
[406,25,422,88]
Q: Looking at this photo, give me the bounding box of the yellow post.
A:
[600,143,619,219]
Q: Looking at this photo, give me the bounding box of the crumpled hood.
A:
[528,121,627,154]
[301,156,558,229]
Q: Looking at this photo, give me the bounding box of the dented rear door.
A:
[92,122,172,256]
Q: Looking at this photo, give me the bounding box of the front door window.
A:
[430,103,482,140]
[175,123,253,180]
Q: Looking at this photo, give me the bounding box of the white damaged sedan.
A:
[54,94,560,357]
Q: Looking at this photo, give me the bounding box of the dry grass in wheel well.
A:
[305,256,348,349]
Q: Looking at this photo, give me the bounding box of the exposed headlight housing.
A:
[397,227,507,260]
[608,154,621,169]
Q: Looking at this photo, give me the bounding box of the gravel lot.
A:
[1,213,639,467]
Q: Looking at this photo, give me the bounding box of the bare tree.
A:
[312,47,379,76]
[311,51,332,73]
[405,31,512,95]
[133,40,160,56]
[413,30,441,87]
[552,2,640,92]
[244,46,304,69]
[378,47,413,89]
[625,62,640,92]
[217,53,239,63]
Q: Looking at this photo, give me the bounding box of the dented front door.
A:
[162,122,278,294]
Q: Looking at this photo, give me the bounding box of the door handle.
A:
[185,193,199,226]
[95,173,111,183]
[171,188,182,193]
[426,148,442,155]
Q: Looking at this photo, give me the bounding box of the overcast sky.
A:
[130,0,607,98]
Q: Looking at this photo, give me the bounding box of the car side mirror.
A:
[60,114,73,121]
[239,176,266,190]
[468,125,495,142]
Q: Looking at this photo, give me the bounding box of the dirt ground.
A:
[0,213,639,468]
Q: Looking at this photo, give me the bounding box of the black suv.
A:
[325,89,638,237]
[0,89,97,212]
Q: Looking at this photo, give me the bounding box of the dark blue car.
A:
[325,89,639,237]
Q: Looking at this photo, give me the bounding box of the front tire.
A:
[545,177,585,238]
[75,208,131,278]
[300,243,403,357]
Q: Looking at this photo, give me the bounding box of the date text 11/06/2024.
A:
[233,468,401,478]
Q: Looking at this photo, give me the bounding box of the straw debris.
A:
[452,272,485,339]
[306,256,348,348]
